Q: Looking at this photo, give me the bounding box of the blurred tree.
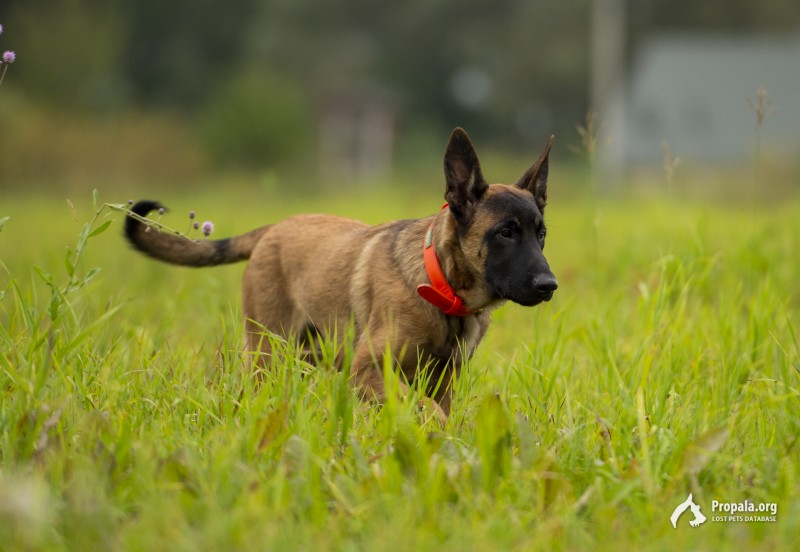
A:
[4,0,130,111]
[244,0,592,150]
[197,71,313,169]
[119,0,261,108]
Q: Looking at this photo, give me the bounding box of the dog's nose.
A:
[533,273,558,294]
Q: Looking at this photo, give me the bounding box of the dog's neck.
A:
[417,218,474,317]
[430,210,501,313]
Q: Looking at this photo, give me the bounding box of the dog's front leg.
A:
[351,341,391,403]
[350,336,447,423]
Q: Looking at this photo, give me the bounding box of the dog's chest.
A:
[429,313,489,366]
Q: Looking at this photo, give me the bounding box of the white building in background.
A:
[619,31,800,166]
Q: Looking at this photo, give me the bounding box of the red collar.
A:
[416,206,475,317]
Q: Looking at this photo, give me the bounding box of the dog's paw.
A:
[417,398,448,425]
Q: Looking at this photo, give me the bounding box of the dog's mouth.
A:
[538,290,555,302]
[499,288,555,307]
[525,290,555,306]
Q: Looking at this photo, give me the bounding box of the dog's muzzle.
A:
[533,273,558,302]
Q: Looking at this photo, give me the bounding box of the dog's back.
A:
[242,213,372,340]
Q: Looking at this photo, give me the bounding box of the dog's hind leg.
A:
[244,318,274,378]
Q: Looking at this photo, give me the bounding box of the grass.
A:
[1,180,799,551]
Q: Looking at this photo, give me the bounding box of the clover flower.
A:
[0,24,15,88]
[201,221,214,237]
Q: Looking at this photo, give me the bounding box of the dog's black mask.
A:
[482,192,557,306]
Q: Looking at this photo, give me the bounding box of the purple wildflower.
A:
[127,199,134,205]
[158,207,165,215]
[201,221,214,237]
[2,51,15,64]
[189,210,196,220]
[0,24,4,35]
[193,221,199,230]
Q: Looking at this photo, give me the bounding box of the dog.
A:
[125,128,557,418]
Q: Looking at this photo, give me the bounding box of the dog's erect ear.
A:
[516,135,555,213]
[444,128,488,226]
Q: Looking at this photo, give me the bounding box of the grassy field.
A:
[1,180,799,551]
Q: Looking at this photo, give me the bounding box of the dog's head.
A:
[443,128,557,307]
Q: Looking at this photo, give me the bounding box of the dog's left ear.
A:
[516,135,555,213]
[444,128,488,227]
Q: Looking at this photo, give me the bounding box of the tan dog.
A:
[125,128,557,417]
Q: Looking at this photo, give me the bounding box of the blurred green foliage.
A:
[5,1,129,110]
[197,72,313,169]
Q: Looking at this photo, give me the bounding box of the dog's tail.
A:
[125,200,270,267]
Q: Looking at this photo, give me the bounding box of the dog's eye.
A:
[499,227,514,239]
[538,230,546,241]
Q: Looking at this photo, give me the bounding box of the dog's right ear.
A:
[444,128,488,228]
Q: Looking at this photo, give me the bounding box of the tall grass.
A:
[1,185,798,551]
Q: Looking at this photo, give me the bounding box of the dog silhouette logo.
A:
[670,493,707,528]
